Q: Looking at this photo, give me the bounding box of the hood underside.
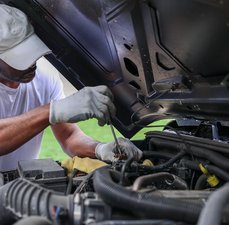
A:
[3,0,229,137]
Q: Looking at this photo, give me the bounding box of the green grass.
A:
[39,119,170,161]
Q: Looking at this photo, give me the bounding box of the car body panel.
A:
[2,0,229,137]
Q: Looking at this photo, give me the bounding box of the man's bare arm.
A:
[0,85,115,157]
[0,104,50,155]
[51,123,98,158]
[52,123,143,163]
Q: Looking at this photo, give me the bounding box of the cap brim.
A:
[0,34,51,70]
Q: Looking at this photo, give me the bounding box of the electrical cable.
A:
[119,156,134,185]
[74,172,94,194]
[66,168,78,195]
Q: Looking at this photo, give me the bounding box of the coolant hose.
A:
[139,151,185,173]
[142,151,174,159]
[197,183,229,225]
[93,167,202,223]
[0,178,73,225]
[132,172,188,191]
[13,216,52,225]
[194,174,207,190]
[150,138,229,171]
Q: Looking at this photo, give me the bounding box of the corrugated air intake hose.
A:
[0,178,73,225]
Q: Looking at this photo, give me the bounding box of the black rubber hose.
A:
[180,160,229,182]
[0,178,72,225]
[132,172,188,191]
[12,216,52,225]
[180,160,199,171]
[150,138,229,171]
[206,165,229,181]
[142,151,174,159]
[194,174,207,190]
[139,151,186,173]
[93,168,202,223]
[197,183,229,225]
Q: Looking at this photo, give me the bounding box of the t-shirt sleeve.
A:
[48,72,65,101]
[34,68,65,105]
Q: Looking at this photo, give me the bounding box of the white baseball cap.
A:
[0,4,51,70]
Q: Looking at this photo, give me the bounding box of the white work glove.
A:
[49,85,116,126]
[95,137,142,162]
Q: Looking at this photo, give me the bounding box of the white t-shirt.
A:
[0,68,64,170]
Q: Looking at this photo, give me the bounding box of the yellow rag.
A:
[61,156,107,175]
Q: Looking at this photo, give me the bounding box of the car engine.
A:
[1,122,229,225]
[1,0,229,224]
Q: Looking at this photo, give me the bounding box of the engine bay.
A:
[0,0,229,224]
[1,123,229,225]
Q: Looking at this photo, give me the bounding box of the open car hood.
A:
[3,0,229,137]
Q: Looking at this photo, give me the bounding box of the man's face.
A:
[0,59,37,83]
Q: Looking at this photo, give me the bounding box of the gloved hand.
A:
[95,137,142,162]
[49,85,116,126]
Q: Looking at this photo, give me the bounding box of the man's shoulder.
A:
[34,68,62,88]
[35,58,62,84]
[33,67,64,100]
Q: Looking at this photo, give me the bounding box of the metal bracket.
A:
[194,122,220,141]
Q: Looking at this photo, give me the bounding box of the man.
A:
[0,4,142,170]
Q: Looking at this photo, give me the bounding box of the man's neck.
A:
[0,79,20,89]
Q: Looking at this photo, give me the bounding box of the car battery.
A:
[17,158,67,193]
